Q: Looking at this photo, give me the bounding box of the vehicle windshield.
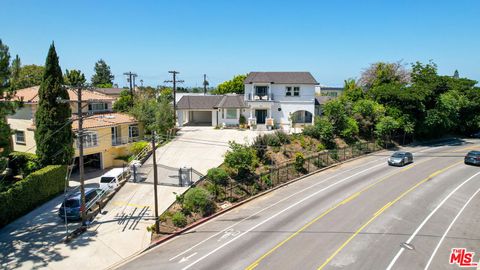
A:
[467,152,480,157]
[100,176,115,183]
[392,153,405,158]
[64,199,80,208]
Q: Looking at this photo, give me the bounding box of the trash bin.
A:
[130,160,141,183]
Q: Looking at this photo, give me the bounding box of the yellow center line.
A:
[244,157,432,270]
[316,161,461,270]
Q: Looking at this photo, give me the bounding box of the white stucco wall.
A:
[244,83,315,126]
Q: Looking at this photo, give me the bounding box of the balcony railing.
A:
[112,136,141,146]
[246,93,274,101]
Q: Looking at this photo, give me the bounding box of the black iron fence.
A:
[221,141,380,202]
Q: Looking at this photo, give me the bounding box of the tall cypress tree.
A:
[35,43,73,166]
[0,39,13,155]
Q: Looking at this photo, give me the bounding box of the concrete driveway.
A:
[156,126,270,174]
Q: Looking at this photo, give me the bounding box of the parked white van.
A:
[99,168,126,191]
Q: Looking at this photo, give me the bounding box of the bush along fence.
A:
[219,141,380,203]
[0,165,67,228]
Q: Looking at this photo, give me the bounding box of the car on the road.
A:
[58,188,104,220]
[464,150,480,166]
[99,168,126,191]
[388,151,413,166]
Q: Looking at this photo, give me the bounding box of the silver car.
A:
[388,151,413,166]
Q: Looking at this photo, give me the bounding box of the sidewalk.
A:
[0,127,266,270]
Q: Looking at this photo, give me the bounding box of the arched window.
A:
[292,110,313,124]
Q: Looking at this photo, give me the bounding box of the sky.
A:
[1,0,479,87]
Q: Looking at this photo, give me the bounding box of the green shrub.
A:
[294,152,305,172]
[206,167,229,186]
[224,141,258,177]
[130,141,149,156]
[182,187,215,217]
[261,174,272,187]
[316,143,325,152]
[274,130,290,144]
[252,135,268,161]
[0,165,67,228]
[264,134,281,147]
[172,212,187,228]
[239,115,247,125]
[8,152,39,177]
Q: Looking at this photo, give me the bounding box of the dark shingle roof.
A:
[244,72,318,85]
[176,95,246,110]
[315,96,334,105]
[216,95,246,108]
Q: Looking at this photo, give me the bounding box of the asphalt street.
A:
[117,139,480,270]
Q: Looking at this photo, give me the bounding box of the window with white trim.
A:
[285,87,292,96]
[77,131,98,148]
[88,103,108,112]
[129,125,139,139]
[226,109,237,119]
[293,87,300,96]
[15,130,25,144]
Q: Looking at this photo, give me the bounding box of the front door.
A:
[255,109,267,124]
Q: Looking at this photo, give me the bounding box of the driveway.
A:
[0,127,267,270]
[156,126,270,174]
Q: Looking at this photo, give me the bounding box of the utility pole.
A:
[203,74,209,95]
[151,132,160,234]
[123,71,138,96]
[164,71,184,125]
[76,86,86,227]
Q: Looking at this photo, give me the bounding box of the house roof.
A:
[315,96,334,105]
[321,86,344,91]
[176,94,247,110]
[12,86,115,103]
[72,112,137,130]
[91,87,125,96]
[244,72,318,85]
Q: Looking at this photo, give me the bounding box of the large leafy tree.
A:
[213,74,246,94]
[113,89,133,112]
[64,69,86,86]
[11,64,45,90]
[34,43,73,166]
[91,59,114,88]
[0,39,15,155]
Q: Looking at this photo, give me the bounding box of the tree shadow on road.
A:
[0,193,99,269]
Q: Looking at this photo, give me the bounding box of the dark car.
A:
[388,151,413,166]
[59,188,104,220]
[464,151,480,166]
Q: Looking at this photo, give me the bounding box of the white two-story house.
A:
[176,72,318,130]
[244,72,317,129]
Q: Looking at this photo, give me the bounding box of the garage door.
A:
[191,111,212,125]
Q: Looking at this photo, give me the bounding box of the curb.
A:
[132,149,388,256]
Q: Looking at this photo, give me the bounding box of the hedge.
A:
[8,151,40,177]
[0,165,67,228]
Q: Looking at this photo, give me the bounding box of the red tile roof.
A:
[12,86,115,103]
[71,112,137,130]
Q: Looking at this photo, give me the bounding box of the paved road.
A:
[117,139,480,270]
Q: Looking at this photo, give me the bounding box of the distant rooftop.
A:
[177,94,247,110]
[12,86,115,103]
[244,72,318,85]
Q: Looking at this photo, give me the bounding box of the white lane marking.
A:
[167,145,443,262]
[424,186,480,270]
[386,171,480,270]
[181,162,394,270]
[218,228,240,242]
[179,252,197,263]
[167,157,385,261]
